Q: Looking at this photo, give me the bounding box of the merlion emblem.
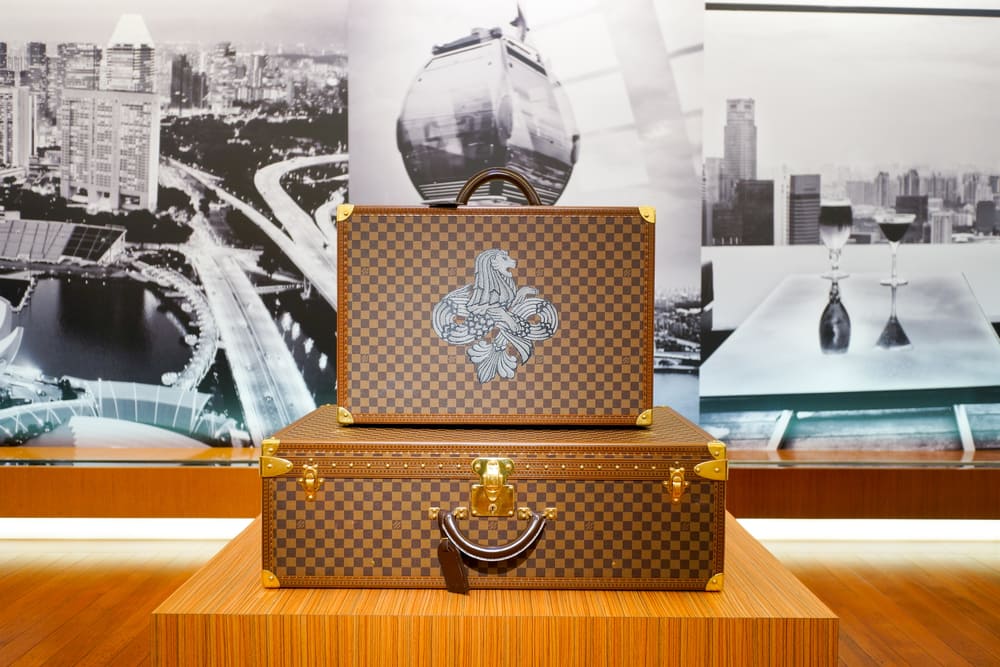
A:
[432,248,558,383]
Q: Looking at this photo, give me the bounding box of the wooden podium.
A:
[152,515,837,666]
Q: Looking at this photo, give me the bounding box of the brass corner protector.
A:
[705,573,724,592]
[337,406,355,425]
[261,570,281,589]
[635,409,653,427]
[336,203,354,223]
[707,440,727,460]
[638,206,656,224]
[260,455,293,478]
[262,438,280,458]
[693,458,728,481]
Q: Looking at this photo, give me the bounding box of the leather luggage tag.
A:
[438,539,470,594]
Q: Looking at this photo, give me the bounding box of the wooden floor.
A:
[1,533,998,666]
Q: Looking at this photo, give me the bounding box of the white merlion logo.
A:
[432,249,558,383]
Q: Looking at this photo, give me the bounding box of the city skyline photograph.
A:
[704,5,1000,178]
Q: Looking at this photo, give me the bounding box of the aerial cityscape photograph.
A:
[0,6,347,447]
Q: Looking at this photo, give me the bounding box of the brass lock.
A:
[470,457,515,517]
[298,463,324,501]
[665,466,689,504]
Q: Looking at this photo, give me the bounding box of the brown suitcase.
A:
[335,167,655,426]
[261,405,726,592]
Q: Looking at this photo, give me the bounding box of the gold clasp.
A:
[665,466,689,504]
[471,457,515,517]
[298,463,324,501]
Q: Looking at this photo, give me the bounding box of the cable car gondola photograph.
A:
[395,14,579,205]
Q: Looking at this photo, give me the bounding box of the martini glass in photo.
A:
[818,200,853,280]
[875,213,916,287]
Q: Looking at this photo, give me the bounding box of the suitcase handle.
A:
[437,510,546,562]
[455,167,543,206]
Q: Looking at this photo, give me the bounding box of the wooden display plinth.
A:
[152,515,837,666]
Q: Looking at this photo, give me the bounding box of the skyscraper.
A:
[702,157,723,245]
[59,43,101,90]
[788,174,821,245]
[0,42,7,70]
[975,201,996,235]
[722,98,756,200]
[170,54,193,110]
[59,15,159,211]
[208,42,237,111]
[0,86,35,168]
[735,180,774,245]
[102,14,155,93]
[59,88,159,210]
[874,171,891,208]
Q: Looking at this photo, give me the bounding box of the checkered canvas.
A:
[337,208,653,424]
[267,476,720,589]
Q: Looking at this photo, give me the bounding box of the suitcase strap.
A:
[436,511,548,594]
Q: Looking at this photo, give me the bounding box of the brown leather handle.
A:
[455,167,543,206]
[437,511,546,562]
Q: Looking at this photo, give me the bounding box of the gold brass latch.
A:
[470,457,515,517]
[664,466,689,503]
[297,463,324,501]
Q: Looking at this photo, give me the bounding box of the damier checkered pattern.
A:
[340,210,650,421]
[269,476,719,588]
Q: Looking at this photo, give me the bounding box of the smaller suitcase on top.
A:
[336,167,656,426]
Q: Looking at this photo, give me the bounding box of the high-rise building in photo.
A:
[874,171,891,208]
[50,43,101,118]
[702,157,723,245]
[735,179,774,245]
[0,42,7,70]
[102,14,155,93]
[170,54,194,110]
[59,43,101,91]
[722,98,756,200]
[59,88,159,210]
[0,86,35,168]
[208,42,238,111]
[975,201,996,234]
[788,174,821,245]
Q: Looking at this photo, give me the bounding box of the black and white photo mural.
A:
[700,1,1000,451]
[349,0,705,421]
[0,1,346,448]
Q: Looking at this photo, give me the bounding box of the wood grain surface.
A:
[152,515,838,666]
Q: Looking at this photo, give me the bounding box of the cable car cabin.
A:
[396,27,578,205]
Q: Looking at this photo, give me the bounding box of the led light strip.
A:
[0,518,254,540]
[739,518,1000,542]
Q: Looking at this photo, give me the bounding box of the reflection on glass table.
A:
[876,285,911,351]
[700,273,1000,451]
[818,278,851,354]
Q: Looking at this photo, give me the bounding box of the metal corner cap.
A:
[336,203,355,223]
[638,206,655,223]
[337,406,355,425]
[261,570,281,589]
[705,573,724,592]
[694,458,728,481]
[635,409,653,427]
[261,438,280,457]
[260,455,293,478]
[708,440,726,460]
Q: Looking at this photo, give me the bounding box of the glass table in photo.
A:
[700,273,1000,451]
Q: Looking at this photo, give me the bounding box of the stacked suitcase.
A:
[261,168,727,593]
